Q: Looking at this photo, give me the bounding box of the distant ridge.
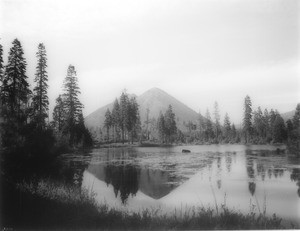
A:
[281,109,296,121]
[85,87,202,131]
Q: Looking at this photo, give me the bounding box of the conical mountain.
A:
[85,87,201,131]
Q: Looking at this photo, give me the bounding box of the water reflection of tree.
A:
[256,163,266,181]
[217,179,222,189]
[290,168,300,197]
[225,152,233,173]
[246,157,256,196]
[248,182,256,196]
[215,156,222,189]
[104,162,140,204]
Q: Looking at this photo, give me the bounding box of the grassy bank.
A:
[1,178,286,230]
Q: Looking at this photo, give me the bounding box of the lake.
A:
[60,144,300,226]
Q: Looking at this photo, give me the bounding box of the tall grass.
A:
[1,178,287,230]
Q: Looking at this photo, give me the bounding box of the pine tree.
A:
[253,106,264,141]
[272,113,286,143]
[111,98,120,142]
[0,43,3,110]
[269,109,277,138]
[126,96,140,144]
[291,104,300,150]
[144,108,150,140]
[205,109,214,141]
[74,112,93,147]
[0,43,3,147]
[286,119,294,141]
[62,65,83,145]
[231,123,237,142]
[263,109,270,140]
[214,101,221,140]
[32,43,49,129]
[1,39,31,123]
[293,104,300,129]
[223,112,231,142]
[157,112,165,143]
[243,95,252,143]
[164,105,177,143]
[52,95,65,132]
[104,108,112,142]
[119,91,129,143]
[0,43,3,83]
[1,39,31,146]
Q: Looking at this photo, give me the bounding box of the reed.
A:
[2,178,286,230]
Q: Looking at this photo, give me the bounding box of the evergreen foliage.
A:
[0,43,3,82]
[157,112,165,143]
[104,109,112,141]
[204,109,214,142]
[111,99,121,142]
[119,91,129,143]
[223,113,231,142]
[164,105,177,143]
[62,65,84,146]
[0,39,32,146]
[52,95,65,132]
[243,95,252,143]
[126,96,141,143]
[32,43,49,129]
[108,91,141,144]
[272,113,286,143]
[214,101,221,140]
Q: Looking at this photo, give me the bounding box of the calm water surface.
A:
[61,145,300,225]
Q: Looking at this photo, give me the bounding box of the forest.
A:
[1,38,299,230]
[0,39,299,155]
[0,39,93,158]
[100,92,300,151]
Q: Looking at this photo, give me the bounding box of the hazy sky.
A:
[1,0,299,123]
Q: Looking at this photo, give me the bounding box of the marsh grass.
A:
[2,178,285,230]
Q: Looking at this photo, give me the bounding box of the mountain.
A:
[281,110,296,122]
[86,164,178,200]
[85,87,201,131]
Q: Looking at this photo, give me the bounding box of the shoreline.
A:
[1,177,289,230]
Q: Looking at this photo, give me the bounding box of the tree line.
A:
[0,39,92,155]
[243,95,300,147]
[180,96,299,147]
[178,102,238,144]
[104,91,141,144]
[96,93,299,149]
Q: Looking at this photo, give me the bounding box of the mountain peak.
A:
[141,87,168,96]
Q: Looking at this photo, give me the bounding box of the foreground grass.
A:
[1,178,285,230]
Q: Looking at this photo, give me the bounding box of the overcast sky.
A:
[1,0,299,123]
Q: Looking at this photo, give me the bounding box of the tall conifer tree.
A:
[0,43,3,83]
[205,109,214,141]
[62,65,83,145]
[1,39,31,123]
[214,101,221,140]
[223,112,231,141]
[164,105,177,143]
[32,43,49,128]
[119,91,129,143]
[112,98,121,142]
[52,95,65,132]
[104,108,112,141]
[243,95,252,143]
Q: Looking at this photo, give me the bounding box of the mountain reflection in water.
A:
[78,145,300,225]
[86,162,178,204]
